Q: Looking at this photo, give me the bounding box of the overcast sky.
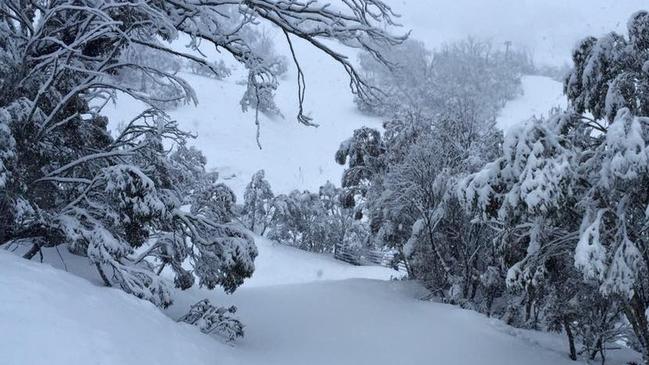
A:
[388,0,647,65]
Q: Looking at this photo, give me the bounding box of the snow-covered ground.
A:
[2,239,640,365]
[241,236,402,288]
[497,75,565,133]
[0,249,237,365]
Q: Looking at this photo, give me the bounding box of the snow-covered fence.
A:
[334,244,406,272]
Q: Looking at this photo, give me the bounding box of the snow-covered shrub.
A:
[266,190,329,253]
[264,182,365,255]
[179,299,244,342]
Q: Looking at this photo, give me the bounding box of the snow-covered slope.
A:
[497,75,565,133]
[2,247,639,365]
[0,250,235,365]
[105,68,564,199]
[242,236,402,288]
[104,38,382,200]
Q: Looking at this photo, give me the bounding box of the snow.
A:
[103,37,382,200]
[242,236,402,287]
[496,75,565,133]
[10,3,643,364]
[5,0,649,363]
[104,68,565,200]
[218,280,580,365]
[2,244,639,365]
[0,250,235,365]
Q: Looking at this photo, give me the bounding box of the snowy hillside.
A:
[103,37,383,199]
[497,75,565,133]
[2,243,639,365]
[105,67,563,199]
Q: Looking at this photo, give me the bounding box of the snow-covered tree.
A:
[243,170,274,234]
[115,42,184,110]
[335,127,386,216]
[0,0,404,308]
[265,190,328,253]
[378,111,502,300]
[461,11,649,362]
[355,37,527,118]
[265,193,299,246]
[319,181,370,256]
[264,182,363,255]
[240,30,288,119]
[354,39,431,115]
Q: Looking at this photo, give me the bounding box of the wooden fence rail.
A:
[334,243,407,272]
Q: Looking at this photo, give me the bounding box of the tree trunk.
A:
[589,337,602,361]
[23,243,41,260]
[95,263,112,287]
[623,294,649,365]
[424,216,451,279]
[399,246,414,279]
[469,279,479,301]
[525,297,533,322]
[486,291,494,317]
[563,317,577,361]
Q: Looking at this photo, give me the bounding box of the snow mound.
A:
[0,250,234,365]
[17,233,402,289]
